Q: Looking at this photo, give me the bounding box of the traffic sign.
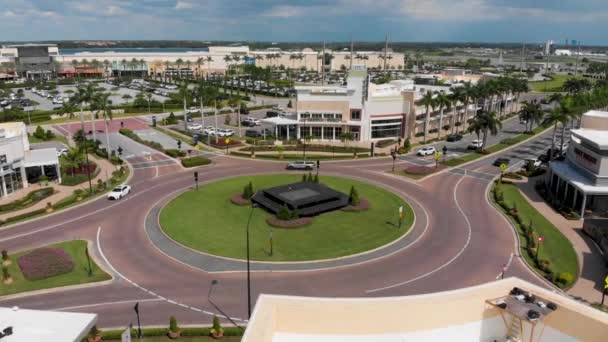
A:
[194,144,201,150]
[500,163,507,172]
[434,151,441,161]
[225,138,231,144]
[605,275,608,289]
[121,327,131,342]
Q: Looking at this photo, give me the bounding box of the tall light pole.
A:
[207,279,243,330]
[246,201,258,319]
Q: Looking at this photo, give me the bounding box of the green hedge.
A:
[181,156,212,168]
[97,326,244,340]
[376,139,396,148]
[231,151,369,160]
[0,208,48,226]
[165,149,187,158]
[0,187,54,214]
[241,144,370,153]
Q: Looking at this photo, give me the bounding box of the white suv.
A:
[187,123,203,131]
[107,185,131,200]
[416,146,436,156]
[467,140,483,150]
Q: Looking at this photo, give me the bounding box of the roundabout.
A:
[158,174,414,262]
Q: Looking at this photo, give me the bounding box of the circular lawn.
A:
[159,174,414,262]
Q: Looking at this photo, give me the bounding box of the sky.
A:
[1,0,608,45]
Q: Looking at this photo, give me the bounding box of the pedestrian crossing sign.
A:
[605,275,608,289]
[194,144,201,151]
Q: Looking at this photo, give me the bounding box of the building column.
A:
[20,166,28,189]
[563,181,569,203]
[333,127,336,141]
[286,126,290,141]
[1,176,6,198]
[297,126,301,139]
[40,165,45,176]
[321,126,324,140]
[275,125,278,138]
[572,188,578,209]
[580,193,587,219]
[55,163,62,184]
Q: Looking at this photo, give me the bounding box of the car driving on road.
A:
[286,161,315,170]
[467,140,483,150]
[493,157,510,167]
[187,123,203,131]
[107,185,131,200]
[416,146,436,156]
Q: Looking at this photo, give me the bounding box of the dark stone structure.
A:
[252,182,349,217]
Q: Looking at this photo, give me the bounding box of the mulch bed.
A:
[341,198,370,212]
[266,216,312,228]
[404,164,446,175]
[17,247,74,280]
[230,194,250,206]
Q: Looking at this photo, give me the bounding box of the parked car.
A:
[187,123,203,131]
[241,120,256,127]
[266,111,279,118]
[107,185,131,200]
[216,128,234,137]
[467,140,483,150]
[286,161,315,170]
[202,126,216,135]
[245,129,262,138]
[416,146,436,156]
[56,148,68,157]
[186,107,200,114]
[493,157,510,167]
[446,134,463,142]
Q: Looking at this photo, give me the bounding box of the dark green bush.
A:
[242,181,254,200]
[0,188,54,213]
[349,186,360,206]
[181,156,212,168]
[165,149,186,158]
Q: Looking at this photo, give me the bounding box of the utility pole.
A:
[350,36,354,70]
[574,42,581,77]
[520,42,526,73]
[383,33,389,71]
[321,41,326,86]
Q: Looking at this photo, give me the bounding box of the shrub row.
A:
[181,156,212,168]
[376,139,396,148]
[0,187,54,214]
[241,144,370,153]
[98,326,244,340]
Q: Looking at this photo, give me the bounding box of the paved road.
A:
[0,134,556,328]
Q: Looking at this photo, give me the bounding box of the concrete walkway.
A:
[518,178,606,304]
[0,155,118,221]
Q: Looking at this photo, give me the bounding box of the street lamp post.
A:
[207,279,243,330]
[133,302,142,338]
[246,202,258,319]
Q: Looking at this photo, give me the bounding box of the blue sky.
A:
[1,0,608,44]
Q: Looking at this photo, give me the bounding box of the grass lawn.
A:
[493,183,578,286]
[528,74,583,93]
[160,174,413,261]
[27,133,69,145]
[0,240,111,296]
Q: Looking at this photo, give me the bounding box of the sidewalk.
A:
[517,178,606,304]
[0,155,117,221]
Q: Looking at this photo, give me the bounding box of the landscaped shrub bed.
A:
[231,151,370,160]
[181,156,212,168]
[0,208,47,226]
[0,187,54,214]
[206,137,242,148]
[266,216,313,228]
[241,144,370,153]
[404,165,437,175]
[17,247,74,280]
[99,326,245,340]
[376,139,396,148]
[165,149,186,158]
[503,172,523,180]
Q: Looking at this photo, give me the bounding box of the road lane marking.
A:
[96,227,247,322]
[366,176,472,293]
[53,298,162,311]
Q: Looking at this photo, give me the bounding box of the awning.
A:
[24,148,59,168]
[551,161,608,194]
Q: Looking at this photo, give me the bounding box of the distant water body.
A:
[60,47,209,55]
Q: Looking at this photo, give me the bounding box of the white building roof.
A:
[261,117,299,125]
[582,110,608,119]
[0,307,96,342]
[24,148,58,168]
[571,128,608,149]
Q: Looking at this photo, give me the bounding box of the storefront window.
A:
[372,124,402,138]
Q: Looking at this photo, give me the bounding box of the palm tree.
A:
[62,149,85,176]
[449,87,465,135]
[196,57,205,79]
[435,92,451,138]
[518,101,543,133]
[223,55,232,75]
[228,95,243,136]
[416,91,436,143]
[460,82,474,133]
[120,59,128,79]
[163,60,171,82]
[94,93,114,159]
[178,82,190,131]
[205,56,214,78]
[60,101,77,119]
[185,60,192,79]
[478,111,502,151]
[175,58,184,79]
[73,83,97,143]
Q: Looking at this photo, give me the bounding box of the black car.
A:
[493,157,510,167]
[266,111,279,118]
[446,134,463,142]
[245,129,262,138]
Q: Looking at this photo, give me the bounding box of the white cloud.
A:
[106,5,128,16]
[175,1,194,10]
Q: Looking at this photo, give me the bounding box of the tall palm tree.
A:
[94,93,114,159]
[196,57,205,79]
[185,60,192,79]
[73,83,97,143]
[518,101,543,132]
[479,111,502,151]
[205,56,214,78]
[223,55,232,75]
[449,87,465,135]
[175,58,184,79]
[120,59,128,79]
[460,82,474,133]
[60,101,77,119]
[178,82,190,131]
[416,91,436,143]
[435,92,451,138]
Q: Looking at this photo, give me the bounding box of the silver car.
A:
[286,161,315,170]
